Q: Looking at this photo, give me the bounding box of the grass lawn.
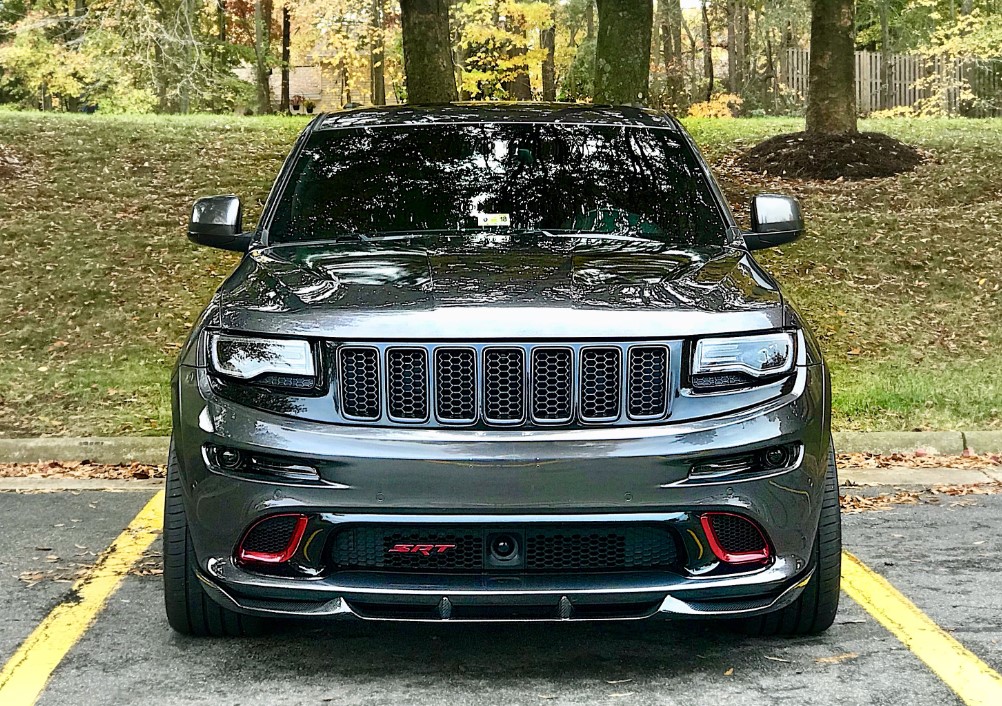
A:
[0,112,999,437]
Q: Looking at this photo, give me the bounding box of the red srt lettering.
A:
[388,543,456,556]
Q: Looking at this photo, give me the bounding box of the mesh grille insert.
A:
[435,348,476,422]
[580,348,621,420]
[531,348,573,422]
[387,348,429,421]
[708,515,767,554]
[329,524,677,574]
[483,348,525,422]
[338,347,380,419]
[242,516,300,555]
[628,346,669,418]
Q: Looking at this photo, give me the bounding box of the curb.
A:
[0,432,1000,465]
[0,437,170,465]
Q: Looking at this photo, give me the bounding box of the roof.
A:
[313,102,680,131]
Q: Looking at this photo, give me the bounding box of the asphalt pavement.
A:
[2,485,1001,705]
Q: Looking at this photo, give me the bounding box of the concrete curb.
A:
[0,431,999,465]
[833,431,967,455]
[0,437,170,465]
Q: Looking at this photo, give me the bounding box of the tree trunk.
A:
[659,0,683,110]
[726,1,737,92]
[879,0,891,110]
[217,0,226,42]
[585,0,595,40]
[503,19,532,100]
[280,7,291,112]
[541,25,556,101]
[400,0,458,103]
[701,0,713,101]
[806,0,857,134]
[594,0,653,105]
[370,0,386,105]
[254,0,273,115]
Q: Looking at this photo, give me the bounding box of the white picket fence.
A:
[781,48,1002,116]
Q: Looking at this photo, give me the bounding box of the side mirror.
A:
[744,194,804,251]
[188,195,252,252]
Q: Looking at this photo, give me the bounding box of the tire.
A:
[163,438,267,637]
[736,440,842,637]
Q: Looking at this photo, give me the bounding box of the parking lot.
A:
[2,482,1002,706]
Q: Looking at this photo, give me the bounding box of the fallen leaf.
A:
[816,652,858,664]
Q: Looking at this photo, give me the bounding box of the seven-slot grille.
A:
[335,344,671,426]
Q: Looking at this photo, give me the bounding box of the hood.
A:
[217,234,784,339]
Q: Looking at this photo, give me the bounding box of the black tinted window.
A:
[270,123,726,245]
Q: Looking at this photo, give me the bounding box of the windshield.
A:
[268,123,728,245]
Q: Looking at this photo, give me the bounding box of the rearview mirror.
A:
[188,195,252,252]
[744,194,804,251]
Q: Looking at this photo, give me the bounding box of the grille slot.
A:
[435,348,477,423]
[338,347,380,420]
[329,524,677,574]
[627,346,669,419]
[580,347,622,421]
[386,348,429,422]
[530,348,573,423]
[483,348,526,424]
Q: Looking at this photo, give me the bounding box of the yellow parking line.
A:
[843,551,1002,706]
[0,491,164,706]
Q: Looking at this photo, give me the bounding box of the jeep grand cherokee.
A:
[165,103,840,637]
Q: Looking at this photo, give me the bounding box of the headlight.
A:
[692,332,794,387]
[209,333,315,382]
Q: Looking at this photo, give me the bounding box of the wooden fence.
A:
[781,49,1002,117]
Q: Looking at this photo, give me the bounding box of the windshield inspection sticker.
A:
[477,213,511,227]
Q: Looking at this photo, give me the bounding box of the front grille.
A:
[335,343,672,427]
[242,516,300,555]
[330,524,677,574]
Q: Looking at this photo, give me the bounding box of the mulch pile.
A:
[739,131,925,180]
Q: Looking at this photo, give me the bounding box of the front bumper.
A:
[172,361,830,621]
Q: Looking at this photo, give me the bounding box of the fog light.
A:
[762,446,790,469]
[217,447,243,470]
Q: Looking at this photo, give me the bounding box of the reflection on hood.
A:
[217,233,783,339]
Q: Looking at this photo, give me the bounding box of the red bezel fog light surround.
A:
[237,514,309,565]
[699,512,771,565]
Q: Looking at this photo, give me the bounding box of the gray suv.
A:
[165,104,840,637]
